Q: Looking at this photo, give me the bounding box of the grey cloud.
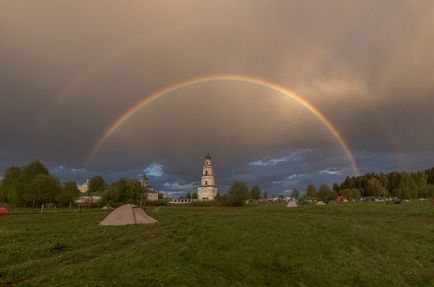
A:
[1,1,434,194]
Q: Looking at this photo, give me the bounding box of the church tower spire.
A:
[197,154,218,200]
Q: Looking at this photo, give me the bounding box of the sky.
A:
[1,0,434,197]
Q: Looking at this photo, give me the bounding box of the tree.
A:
[2,166,24,204]
[340,176,354,190]
[342,188,361,201]
[117,178,141,202]
[318,184,330,202]
[263,191,268,199]
[56,181,79,206]
[88,176,107,195]
[102,178,142,204]
[291,189,299,199]
[426,168,434,185]
[318,184,336,203]
[225,181,249,206]
[22,161,49,182]
[333,183,340,194]
[27,174,62,207]
[413,171,427,186]
[418,185,434,199]
[186,192,192,200]
[386,172,401,196]
[101,188,119,205]
[250,185,261,200]
[0,180,6,202]
[367,178,386,197]
[192,192,198,199]
[396,173,418,199]
[306,184,317,198]
[327,189,338,202]
[2,161,51,206]
[352,188,361,200]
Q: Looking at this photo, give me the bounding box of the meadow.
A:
[1,202,434,287]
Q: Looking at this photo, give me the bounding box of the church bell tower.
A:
[197,153,218,200]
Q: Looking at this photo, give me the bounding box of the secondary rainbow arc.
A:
[86,74,361,176]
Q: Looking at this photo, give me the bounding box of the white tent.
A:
[99,204,158,226]
[316,201,326,205]
[286,200,297,208]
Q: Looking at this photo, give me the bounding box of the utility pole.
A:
[140,174,148,207]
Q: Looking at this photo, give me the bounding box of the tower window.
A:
[205,181,208,185]
[205,170,208,175]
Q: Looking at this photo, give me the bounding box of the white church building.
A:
[197,154,218,201]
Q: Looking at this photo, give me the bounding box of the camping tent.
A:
[99,204,157,226]
[286,200,297,208]
[0,207,8,216]
[316,201,326,205]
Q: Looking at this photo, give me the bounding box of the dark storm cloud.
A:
[1,1,434,194]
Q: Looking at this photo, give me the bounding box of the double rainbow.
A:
[86,74,361,176]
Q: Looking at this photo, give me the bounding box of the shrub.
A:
[306,184,317,198]
[224,181,249,206]
[49,241,66,253]
[145,199,168,206]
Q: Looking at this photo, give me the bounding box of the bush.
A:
[49,241,66,253]
[187,200,220,207]
[145,199,168,206]
[317,184,338,203]
[224,182,249,206]
[101,178,145,205]
[306,184,317,198]
[419,185,434,198]
[343,188,361,200]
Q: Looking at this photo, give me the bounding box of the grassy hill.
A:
[1,202,434,286]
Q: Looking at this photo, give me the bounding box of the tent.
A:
[316,201,326,205]
[99,204,157,226]
[0,207,8,216]
[286,200,297,208]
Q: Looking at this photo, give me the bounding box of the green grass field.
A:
[1,202,434,286]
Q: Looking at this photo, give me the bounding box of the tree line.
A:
[0,161,163,207]
[2,161,433,207]
[305,167,434,202]
[193,182,265,207]
[0,161,79,207]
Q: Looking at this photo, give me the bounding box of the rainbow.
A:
[86,74,361,176]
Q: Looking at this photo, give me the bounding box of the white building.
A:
[75,195,101,205]
[147,192,159,201]
[197,154,218,201]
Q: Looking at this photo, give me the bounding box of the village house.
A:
[147,192,159,201]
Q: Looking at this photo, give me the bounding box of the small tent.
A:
[0,207,8,216]
[99,204,157,226]
[316,201,326,205]
[286,200,297,208]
